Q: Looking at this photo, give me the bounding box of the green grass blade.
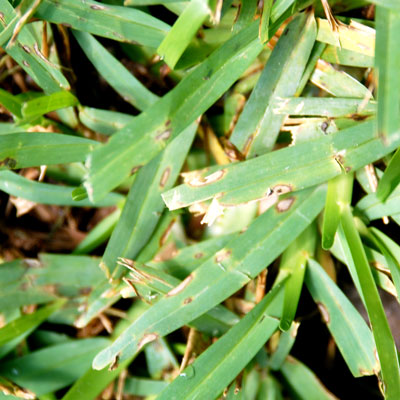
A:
[322,172,353,250]
[1,0,70,93]
[78,125,196,324]
[0,338,110,396]
[35,0,170,48]
[92,185,326,370]
[0,133,98,169]
[279,225,316,331]
[157,0,210,69]
[157,281,286,400]
[310,60,371,98]
[306,259,379,377]
[369,228,400,304]
[163,120,400,211]
[233,0,257,33]
[21,91,78,119]
[84,22,263,202]
[341,206,400,399]
[356,184,400,221]
[269,322,299,370]
[0,88,23,118]
[280,356,337,400]
[101,123,196,278]
[73,208,122,255]
[0,171,123,207]
[0,254,104,311]
[78,107,134,136]
[375,6,400,140]
[230,10,316,156]
[321,45,374,67]
[124,377,168,396]
[316,17,375,57]
[148,234,235,279]
[273,97,376,118]
[376,147,400,202]
[259,0,273,43]
[73,31,158,111]
[0,300,66,348]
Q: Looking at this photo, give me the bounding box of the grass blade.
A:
[310,60,371,98]
[84,22,263,202]
[0,338,110,396]
[21,91,78,119]
[92,185,326,370]
[73,31,158,111]
[269,322,299,370]
[230,10,316,156]
[157,281,286,400]
[163,120,400,211]
[376,147,400,202]
[0,171,123,207]
[78,107,134,136]
[375,5,400,140]
[35,0,170,48]
[279,225,316,331]
[280,356,338,400]
[0,133,98,169]
[322,172,353,250]
[157,0,210,69]
[1,0,70,93]
[341,206,400,398]
[273,97,376,118]
[306,259,379,377]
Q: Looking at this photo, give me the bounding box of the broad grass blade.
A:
[341,206,400,399]
[92,185,326,370]
[157,282,286,400]
[163,121,400,211]
[73,32,158,111]
[84,23,263,201]
[35,0,170,48]
[306,259,379,377]
[230,10,316,156]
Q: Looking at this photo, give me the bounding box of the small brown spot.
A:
[276,197,295,212]
[350,113,368,121]
[215,248,231,263]
[137,333,158,351]
[61,22,72,28]
[165,119,171,127]
[194,252,203,259]
[21,44,31,53]
[156,129,172,141]
[159,219,175,247]
[272,184,292,195]
[166,274,193,296]
[317,302,330,324]
[345,166,352,173]
[0,12,5,24]
[242,134,255,156]
[23,60,30,67]
[183,297,193,304]
[159,167,171,188]
[90,4,106,10]
[108,354,119,371]
[321,120,329,133]
[130,165,142,175]
[79,287,92,296]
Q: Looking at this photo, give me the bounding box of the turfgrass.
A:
[1,0,400,399]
